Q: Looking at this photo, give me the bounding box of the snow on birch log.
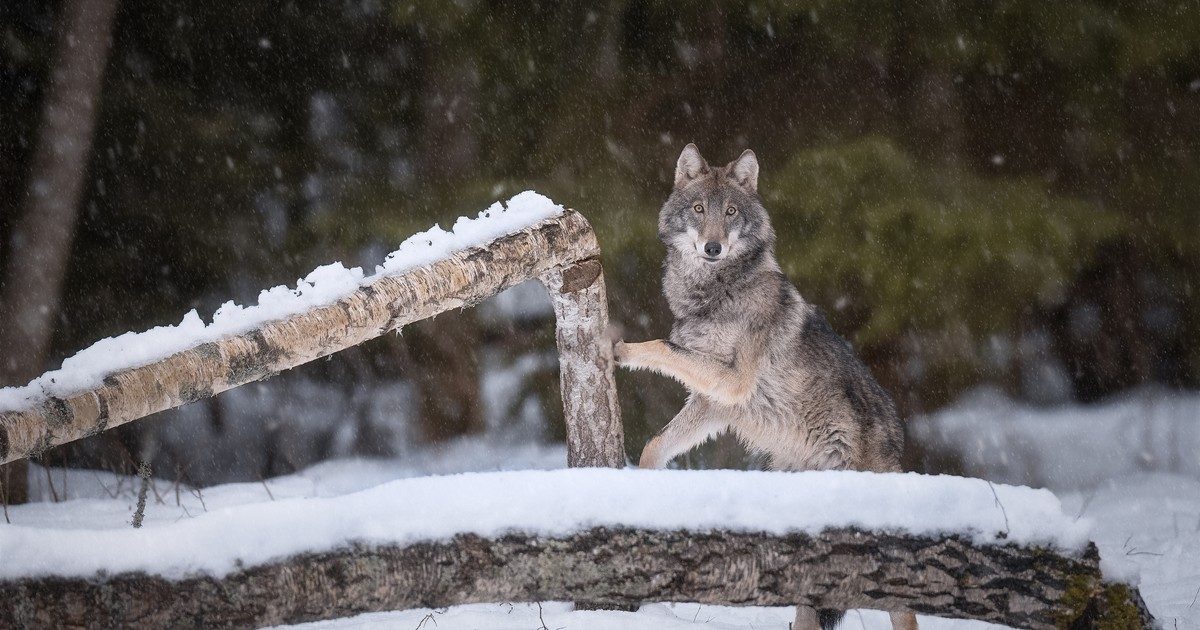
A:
[0,528,1152,629]
[0,468,1155,629]
[0,205,623,468]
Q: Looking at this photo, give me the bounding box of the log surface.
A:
[0,211,615,467]
[0,527,1151,630]
[540,259,625,467]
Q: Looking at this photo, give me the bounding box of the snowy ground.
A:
[6,390,1200,629]
[275,602,1006,630]
[906,387,1200,628]
[911,386,1200,490]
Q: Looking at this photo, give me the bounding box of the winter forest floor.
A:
[5,390,1200,630]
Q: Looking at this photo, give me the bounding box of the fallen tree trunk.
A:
[0,527,1151,629]
[0,210,625,468]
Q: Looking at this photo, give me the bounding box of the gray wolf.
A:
[614,144,916,630]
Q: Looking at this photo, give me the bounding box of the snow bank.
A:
[911,386,1200,490]
[0,468,1092,581]
[1060,473,1200,612]
[0,191,563,413]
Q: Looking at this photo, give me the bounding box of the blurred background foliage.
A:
[1,0,1197,482]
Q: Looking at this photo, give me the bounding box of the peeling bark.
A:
[0,528,1151,630]
[540,259,625,468]
[1,211,613,466]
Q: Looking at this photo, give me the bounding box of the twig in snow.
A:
[413,611,439,629]
[174,504,195,522]
[536,602,559,630]
[42,459,60,502]
[1074,487,1098,521]
[1,474,9,524]
[190,486,208,512]
[257,474,275,501]
[986,481,1010,538]
[170,465,186,507]
[113,470,127,498]
[150,473,165,505]
[92,471,118,499]
[1121,535,1163,557]
[132,461,151,528]
[1187,584,1200,609]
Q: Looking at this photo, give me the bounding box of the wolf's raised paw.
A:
[612,340,630,365]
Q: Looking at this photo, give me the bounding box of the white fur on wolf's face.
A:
[677,226,741,264]
[659,146,771,270]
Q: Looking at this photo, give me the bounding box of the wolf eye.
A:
[726,206,738,216]
[693,203,704,213]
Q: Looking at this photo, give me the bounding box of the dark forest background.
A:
[1,0,1198,488]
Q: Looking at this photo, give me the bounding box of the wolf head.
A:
[658,144,776,270]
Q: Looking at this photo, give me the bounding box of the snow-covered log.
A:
[0,527,1151,629]
[0,469,1156,629]
[0,207,624,468]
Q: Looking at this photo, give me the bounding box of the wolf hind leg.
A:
[639,396,729,469]
[792,606,843,630]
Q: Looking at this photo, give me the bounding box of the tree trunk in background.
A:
[0,0,120,505]
[412,45,484,443]
[407,311,485,442]
[418,52,479,182]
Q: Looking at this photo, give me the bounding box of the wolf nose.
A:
[704,242,723,257]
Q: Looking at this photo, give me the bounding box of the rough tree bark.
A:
[0,211,623,469]
[0,0,121,505]
[0,528,1153,629]
[540,259,625,468]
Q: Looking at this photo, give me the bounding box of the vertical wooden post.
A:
[539,259,625,468]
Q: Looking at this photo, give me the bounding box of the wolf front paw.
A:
[612,340,631,365]
[613,339,664,369]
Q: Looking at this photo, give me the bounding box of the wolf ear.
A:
[728,149,759,192]
[674,143,709,188]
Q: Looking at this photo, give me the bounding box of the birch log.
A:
[0,528,1153,629]
[540,260,625,468]
[0,210,623,468]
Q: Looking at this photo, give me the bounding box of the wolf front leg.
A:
[615,339,763,406]
[640,396,729,468]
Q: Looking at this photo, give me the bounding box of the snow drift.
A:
[0,467,1092,581]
